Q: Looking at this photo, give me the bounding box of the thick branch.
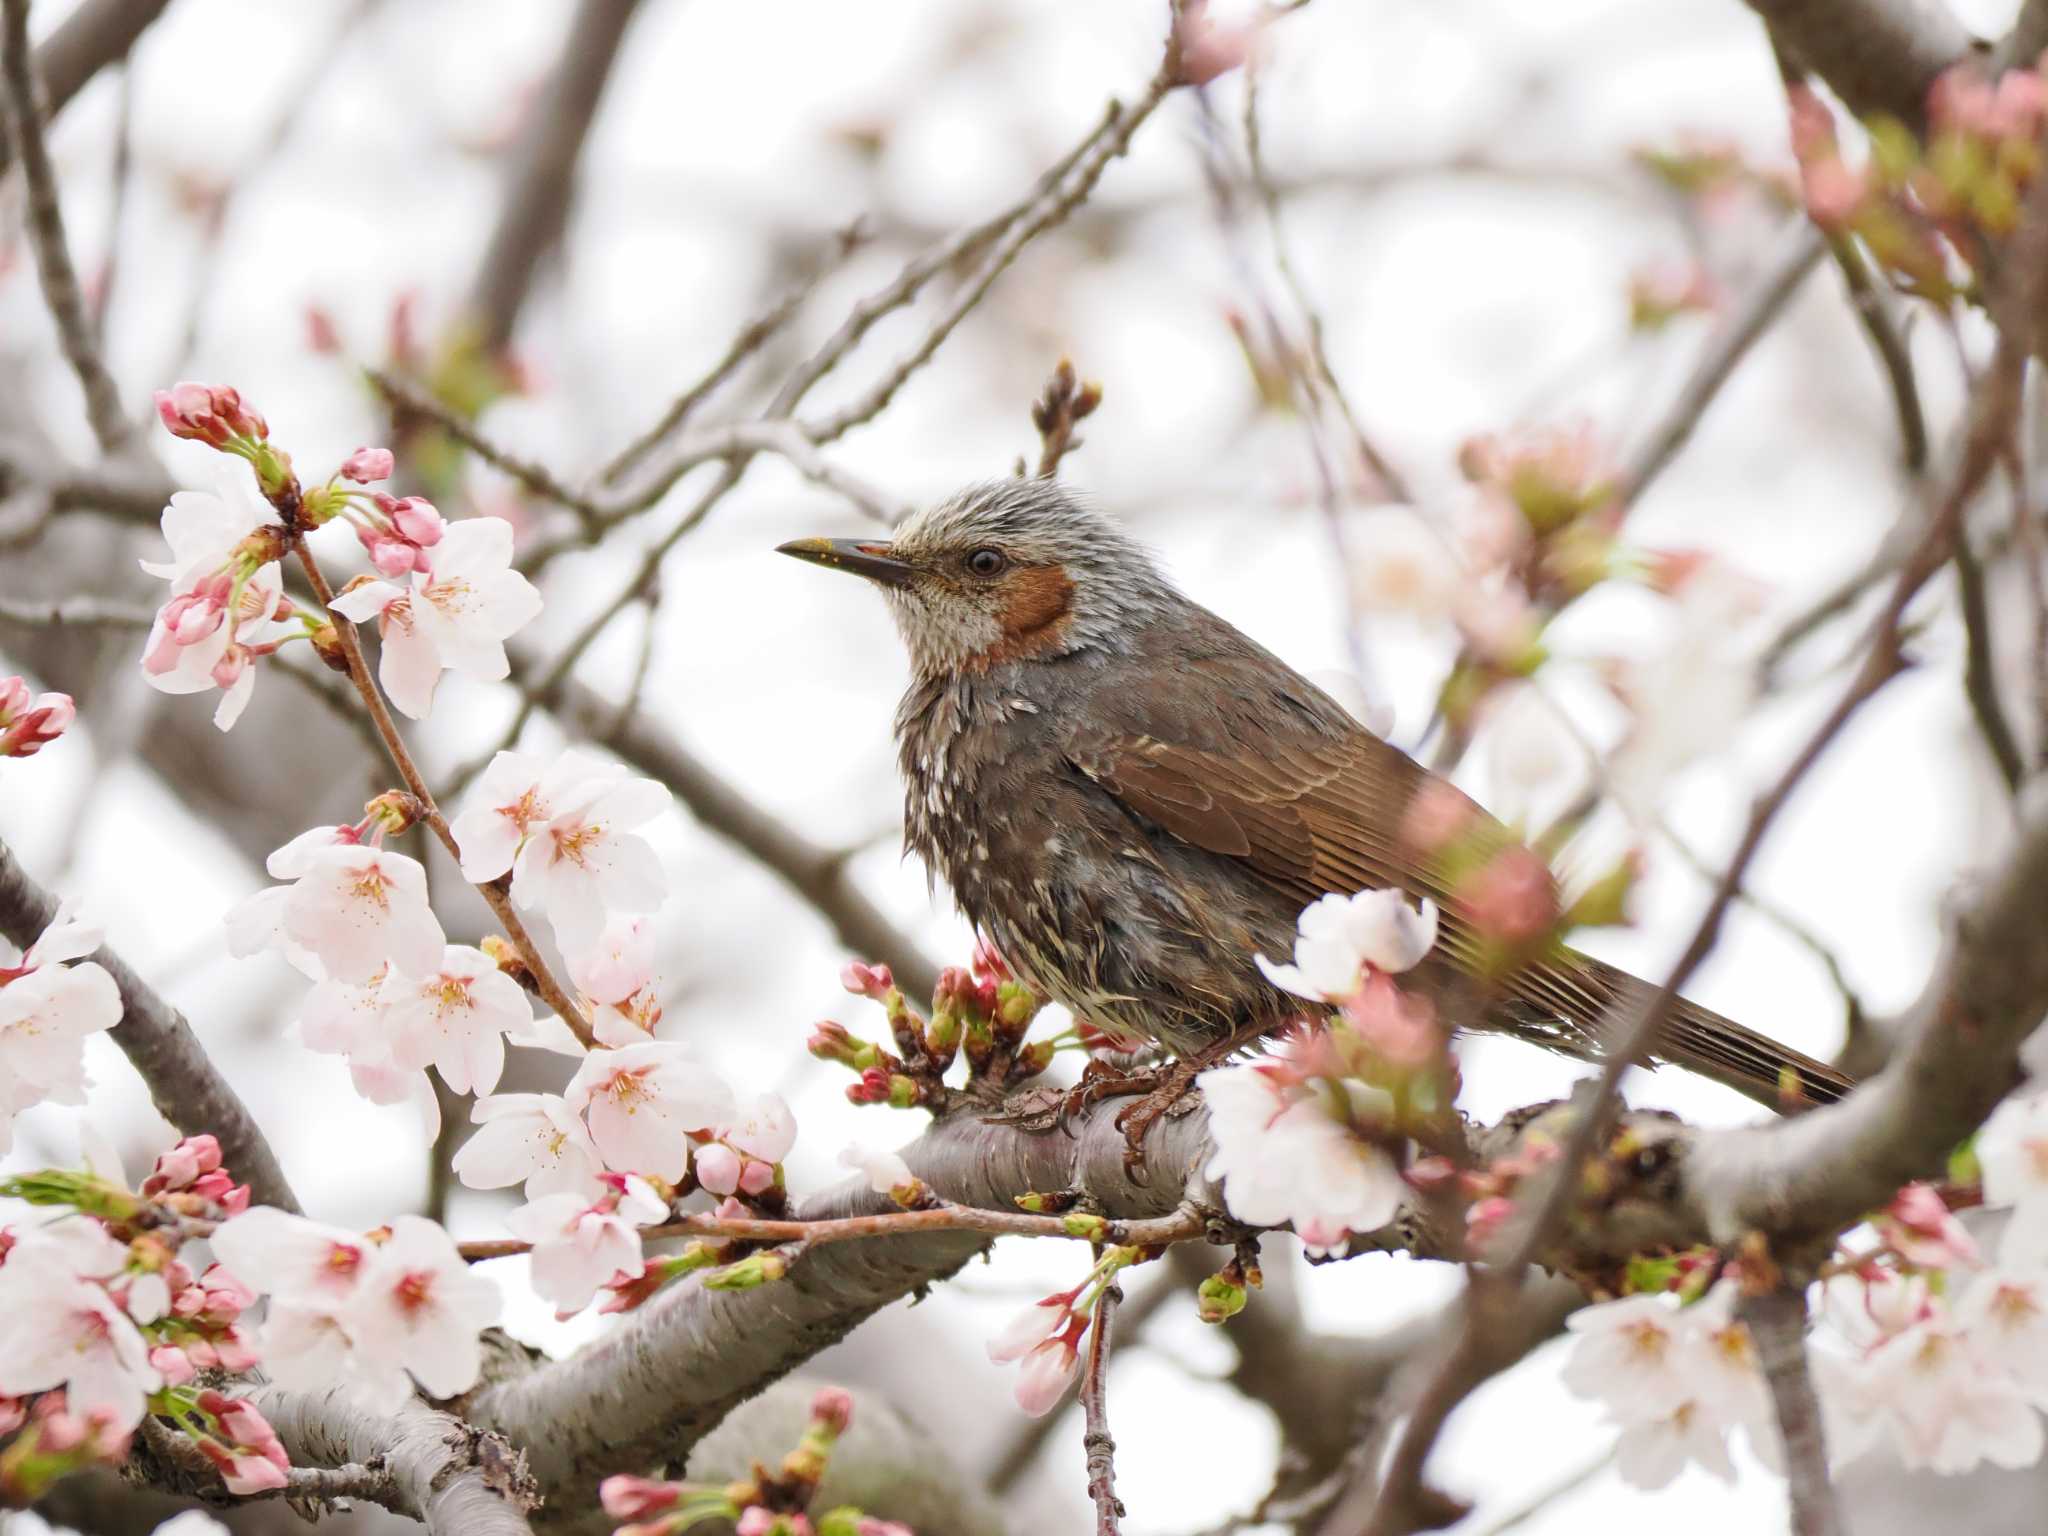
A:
[469,1103,1215,1531]
[251,1386,538,1536]
[0,834,300,1213]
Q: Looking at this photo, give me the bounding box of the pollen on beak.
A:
[776,536,915,588]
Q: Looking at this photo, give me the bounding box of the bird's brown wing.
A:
[1061,650,1852,1107]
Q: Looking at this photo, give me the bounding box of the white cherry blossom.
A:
[505,1175,669,1313]
[342,1216,499,1410]
[1980,1090,2048,1230]
[1200,1067,1405,1252]
[382,945,533,1096]
[566,1042,735,1181]
[281,845,445,984]
[1255,888,1438,1003]
[327,516,541,720]
[0,914,123,1154]
[0,1246,160,1429]
[454,1092,606,1198]
[838,1142,917,1199]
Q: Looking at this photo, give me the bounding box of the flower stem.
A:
[289,533,597,1050]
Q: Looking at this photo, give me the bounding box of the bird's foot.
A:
[982,1058,1164,1135]
[1114,1018,1279,1180]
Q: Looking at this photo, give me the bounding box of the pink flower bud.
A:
[736,1509,775,1536]
[154,382,266,446]
[359,526,422,578]
[738,1158,776,1197]
[0,682,75,758]
[148,1345,195,1385]
[389,496,445,547]
[694,1143,742,1196]
[840,960,894,999]
[810,1385,854,1436]
[988,1297,1070,1363]
[600,1474,682,1519]
[339,447,395,484]
[1012,1334,1081,1417]
[846,1067,894,1104]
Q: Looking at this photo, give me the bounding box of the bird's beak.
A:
[776,536,915,588]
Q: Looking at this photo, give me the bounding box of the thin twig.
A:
[0,0,133,455]
[1742,1287,1844,1536]
[1824,230,1929,473]
[1363,315,2027,1536]
[289,533,597,1049]
[1620,221,1826,500]
[600,224,866,487]
[1953,522,2026,792]
[454,1199,1206,1262]
[1081,1281,1126,1536]
[1029,358,1102,479]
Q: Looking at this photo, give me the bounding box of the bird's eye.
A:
[966,547,1008,578]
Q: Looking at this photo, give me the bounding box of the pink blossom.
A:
[275,844,446,984]
[1012,1333,1081,1417]
[0,1251,161,1429]
[568,915,664,1045]
[504,1174,668,1314]
[342,1216,499,1409]
[600,1474,681,1518]
[0,678,74,758]
[695,1142,744,1196]
[840,960,894,999]
[566,1042,735,1180]
[327,517,540,721]
[339,447,395,484]
[0,918,122,1154]
[154,383,266,446]
[988,1296,1070,1364]
[382,944,533,1095]
[1881,1183,1980,1269]
[194,1390,289,1494]
[453,1091,606,1198]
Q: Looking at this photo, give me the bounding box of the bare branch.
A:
[1953,524,2026,792]
[0,834,301,1213]
[0,0,135,455]
[465,0,644,353]
[0,0,169,181]
[1620,222,1827,501]
[1082,1281,1126,1536]
[251,1386,538,1536]
[1743,1287,1845,1536]
[1825,231,1930,473]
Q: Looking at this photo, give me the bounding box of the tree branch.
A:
[1081,1281,1125,1536]
[250,1386,538,1536]
[465,0,643,354]
[0,0,135,455]
[0,0,169,181]
[0,834,301,1212]
[1742,1286,1844,1536]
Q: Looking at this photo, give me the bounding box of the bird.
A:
[777,478,1853,1149]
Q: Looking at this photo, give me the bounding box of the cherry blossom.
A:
[1831,1312,2044,1473]
[382,945,533,1096]
[837,1142,919,1202]
[1347,506,1464,624]
[342,1216,499,1410]
[259,843,444,984]
[209,1207,372,1312]
[0,677,74,758]
[1010,1334,1082,1417]
[566,1042,736,1181]
[138,465,298,731]
[1255,888,1438,1003]
[1979,1089,2048,1228]
[454,1091,606,1197]
[1563,1285,1773,1489]
[0,908,122,1154]
[1200,1064,1405,1253]
[0,1240,161,1429]
[697,1093,797,1198]
[506,1174,669,1313]
[191,1388,288,1494]
[327,516,540,720]
[568,913,664,1045]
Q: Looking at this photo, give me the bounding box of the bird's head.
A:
[777,479,1176,675]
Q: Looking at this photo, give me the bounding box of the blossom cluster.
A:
[0,1136,286,1500]
[1562,1092,2048,1487]
[1201,889,1444,1255]
[985,1246,1137,1417]
[144,384,540,730]
[1791,59,2048,302]
[0,905,121,1155]
[600,1387,912,1536]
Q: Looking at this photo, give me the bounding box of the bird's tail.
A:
[1577,953,1853,1111]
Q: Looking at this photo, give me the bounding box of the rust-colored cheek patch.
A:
[973,566,1075,668]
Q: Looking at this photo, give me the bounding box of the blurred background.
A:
[0,0,2039,1530]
